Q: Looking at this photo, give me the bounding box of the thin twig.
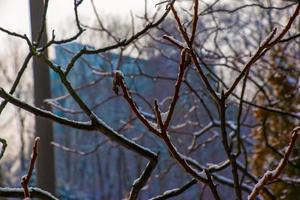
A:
[113,71,161,136]
[190,0,199,44]
[150,179,198,200]
[163,48,188,130]
[21,137,40,199]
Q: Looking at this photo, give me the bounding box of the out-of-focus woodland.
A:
[0,0,300,199]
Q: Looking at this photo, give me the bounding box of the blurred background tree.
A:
[251,45,300,199]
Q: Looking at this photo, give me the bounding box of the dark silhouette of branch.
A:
[128,157,158,200]
[0,53,33,115]
[0,138,7,160]
[64,0,176,76]
[205,169,221,200]
[0,187,58,200]
[0,88,94,130]
[190,0,199,44]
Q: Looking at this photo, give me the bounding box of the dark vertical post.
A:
[29,0,55,195]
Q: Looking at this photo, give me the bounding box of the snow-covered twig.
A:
[248,127,300,200]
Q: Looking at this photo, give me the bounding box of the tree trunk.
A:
[29,0,56,195]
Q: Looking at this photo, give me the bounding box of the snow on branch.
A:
[248,127,300,200]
